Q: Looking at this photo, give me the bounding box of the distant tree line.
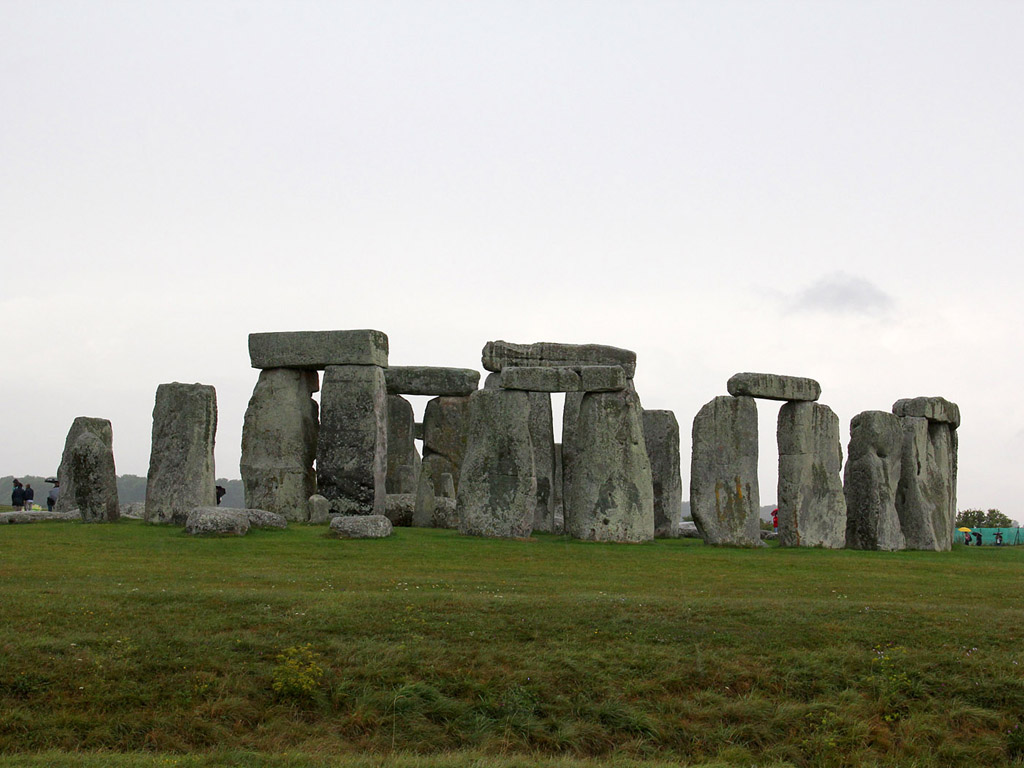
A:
[2,475,245,508]
[955,508,1017,529]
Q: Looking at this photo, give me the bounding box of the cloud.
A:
[791,272,895,315]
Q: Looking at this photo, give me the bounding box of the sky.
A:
[3,1,1022,519]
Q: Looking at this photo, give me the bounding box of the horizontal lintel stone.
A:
[482,340,636,378]
[892,396,960,428]
[385,366,479,396]
[249,330,388,370]
[499,365,626,392]
[727,372,821,402]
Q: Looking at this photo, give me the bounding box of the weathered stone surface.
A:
[386,395,421,494]
[396,465,418,495]
[727,372,821,402]
[307,494,330,524]
[185,507,249,536]
[385,367,479,396]
[435,497,458,528]
[240,369,319,521]
[317,365,387,516]
[146,383,218,525]
[690,396,761,546]
[565,389,654,542]
[245,508,288,529]
[55,417,114,514]
[412,474,436,527]
[120,502,146,519]
[892,396,960,428]
[844,411,905,551]
[456,389,537,539]
[0,510,77,524]
[895,417,956,551]
[777,402,846,548]
[421,395,471,494]
[552,443,564,532]
[482,340,637,378]
[643,410,683,538]
[70,431,120,523]
[483,372,502,389]
[561,393,583,521]
[329,514,393,539]
[678,520,701,538]
[500,367,581,392]
[384,494,416,526]
[528,392,556,533]
[439,473,456,499]
[249,329,388,369]
[579,366,628,392]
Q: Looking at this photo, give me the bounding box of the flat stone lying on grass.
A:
[244,508,288,529]
[120,502,146,519]
[678,520,701,538]
[248,329,389,369]
[185,508,250,536]
[385,366,480,397]
[727,372,821,402]
[0,510,77,524]
[482,340,637,378]
[329,514,393,539]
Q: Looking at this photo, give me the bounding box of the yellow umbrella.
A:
[957,527,973,532]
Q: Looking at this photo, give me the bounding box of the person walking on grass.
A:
[23,483,34,511]
[11,480,25,509]
[974,531,983,546]
[47,482,59,512]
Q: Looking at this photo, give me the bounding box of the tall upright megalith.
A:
[69,430,120,523]
[456,389,536,539]
[386,395,420,494]
[317,365,387,516]
[892,397,959,551]
[240,368,319,520]
[146,383,218,525]
[642,409,683,538]
[54,417,115,514]
[690,396,760,546]
[777,402,846,548]
[565,388,654,542]
[418,395,471,508]
[844,410,904,551]
[528,392,557,533]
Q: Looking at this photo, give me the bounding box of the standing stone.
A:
[240,369,319,521]
[529,392,557,533]
[317,365,387,516]
[895,417,957,551]
[69,431,120,523]
[439,472,456,499]
[553,443,564,533]
[54,417,114,514]
[844,411,905,551]
[643,410,683,538]
[308,494,330,524]
[396,465,418,495]
[565,388,654,542]
[145,383,218,525]
[561,392,583,525]
[457,389,537,539]
[420,395,472,495]
[412,474,436,528]
[386,395,421,494]
[690,396,760,546]
[777,402,846,548]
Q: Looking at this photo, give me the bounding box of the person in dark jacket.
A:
[973,531,983,546]
[23,484,34,511]
[47,482,59,512]
[11,480,25,509]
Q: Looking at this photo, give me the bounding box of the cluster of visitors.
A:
[963,530,1006,546]
[10,480,35,511]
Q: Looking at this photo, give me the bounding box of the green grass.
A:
[1,521,1022,767]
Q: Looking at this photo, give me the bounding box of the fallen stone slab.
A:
[482,340,637,378]
[120,502,146,519]
[0,510,77,524]
[329,514,393,539]
[249,330,388,369]
[244,508,288,529]
[385,366,479,396]
[892,396,960,428]
[185,508,250,536]
[727,372,821,402]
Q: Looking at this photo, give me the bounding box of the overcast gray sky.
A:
[3,1,1022,518]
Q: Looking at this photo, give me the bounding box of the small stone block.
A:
[185,508,250,536]
[500,367,581,392]
[385,366,480,396]
[892,397,960,428]
[249,330,388,369]
[727,372,821,402]
[329,514,393,539]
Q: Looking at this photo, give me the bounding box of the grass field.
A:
[1,518,1022,767]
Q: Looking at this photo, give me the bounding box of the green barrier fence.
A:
[956,527,1023,546]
